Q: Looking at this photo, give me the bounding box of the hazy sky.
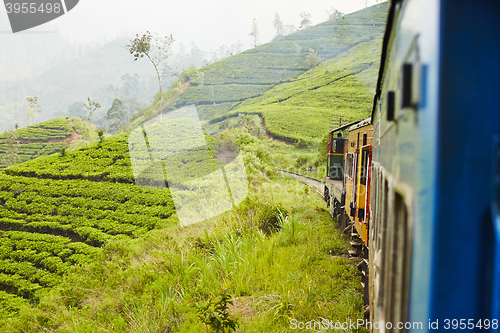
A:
[1,0,384,51]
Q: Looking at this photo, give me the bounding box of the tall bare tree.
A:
[273,13,284,37]
[249,18,259,48]
[126,32,174,122]
[306,48,323,84]
[299,12,312,29]
[84,97,101,140]
[25,96,42,126]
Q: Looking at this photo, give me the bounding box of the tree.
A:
[84,97,101,140]
[1,130,19,167]
[299,12,311,29]
[306,48,323,84]
[97,128,105,144]
[122,98,146,122]
[67,102,86,118]
[326,7,343,21]
[193,70,205,86]
[273,13,284,37]
[106,98,126,133]
[25,96,42,126]
[249,18,259,48]
[126,31,174,122]
[120,73,140,99]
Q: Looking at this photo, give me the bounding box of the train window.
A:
[360,149,369,185]
[387,91,395,121]
[363,134,367,146]
[378,178,389,312]
[392,191,411,328]
[334,138,344,153]
[328,133,333,154]
[345,153,353,179]
[402,63,413,108]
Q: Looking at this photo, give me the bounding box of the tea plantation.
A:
[0,134,179,316]
[0,117,87,170]
[0,2,389,323]
[153,2,389,143]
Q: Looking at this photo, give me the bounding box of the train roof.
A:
[348,118,372,131]
[371,0,397,119]
[329,120,362,134]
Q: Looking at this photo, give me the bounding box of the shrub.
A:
[257,204,288,235]
[294,138,311,149]
[97,128,105,143]
[181,66,197,83]
[192,290,238,333]
[295,155,310,168]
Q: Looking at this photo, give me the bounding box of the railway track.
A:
[279,169,325,197]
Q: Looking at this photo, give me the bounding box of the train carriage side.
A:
[344,119,373,247]
[324,120,360,227]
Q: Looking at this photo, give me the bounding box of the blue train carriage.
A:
[369,0,500,331]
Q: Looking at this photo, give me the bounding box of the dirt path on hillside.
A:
[18,120,83,146]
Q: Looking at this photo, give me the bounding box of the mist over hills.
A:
[0,37,157,131]
[0,35,239,133]
[128,2,389,142]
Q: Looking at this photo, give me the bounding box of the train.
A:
[324,0,500,331]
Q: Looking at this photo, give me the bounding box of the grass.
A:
[0,4,387,327]
[0,175,365,332]
[0,125,367,332]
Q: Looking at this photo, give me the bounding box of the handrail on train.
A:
[329,120,362,134]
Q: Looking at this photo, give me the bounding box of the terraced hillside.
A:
[0,2,389,322]
[231,37,382,142]
[127,2,388,143]
[0,117,95,170]
[0,134,178,316]
[0,116,244,317]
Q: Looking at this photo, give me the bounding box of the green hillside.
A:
[127,2,388,143]
[0,134,177,314]
[0,117,102,170]
[0,126,366,330]
[0,116,244,315]
[231,37,382,142]
[0,3,388,328]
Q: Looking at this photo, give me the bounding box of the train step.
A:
[350,241,363,248]
[357,259,368,271]
[364,307,370,320]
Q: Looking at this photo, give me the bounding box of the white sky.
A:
[0,0,384,51]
